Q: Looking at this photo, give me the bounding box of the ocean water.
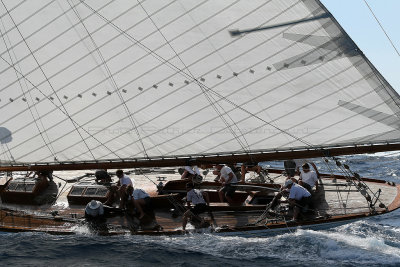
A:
[1,153,400,266]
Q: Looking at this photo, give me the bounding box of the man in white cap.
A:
[85,200,105,219]
[284,179,312,222]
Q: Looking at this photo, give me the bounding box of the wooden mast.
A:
[1,142,400,172]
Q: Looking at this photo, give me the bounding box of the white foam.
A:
[290,227,400,264]
[70,225,94,236]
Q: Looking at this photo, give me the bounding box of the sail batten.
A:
[1,0,399,166]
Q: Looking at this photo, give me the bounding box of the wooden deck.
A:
[0,170,399,236]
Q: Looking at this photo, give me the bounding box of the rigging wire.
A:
[0,0,394,184]
[359,0,400,120]
[68,0,149,159]
[136,0,252,156]
[0,0,97,161]
[14,0,286,162]
[0,1,310,161]
[0,0,152,101]
[130,46,353,157]
[0,52,123,162]
[0,0,55,41]
[51,2,392,163]
[363,0,400,57]
[0,144,11,163]
[0,0,113,98]
[0,3,126,161]
[78,0,399,170]
[0,14,58,160]
[79,0,315,151]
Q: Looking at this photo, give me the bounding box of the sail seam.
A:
[77,0,315,155]
[68,0,150,159]
[0,0,259,126]
[0,14,57,160]
[259,87,389,149]
[0,0,119,99]
[136,0,252,155]
[55,0,311,161]
[51,3,338,161]
[168,59,366,156]
[13,0,273,162]
[0,0,98,161]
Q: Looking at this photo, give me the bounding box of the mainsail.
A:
[0,0,399,170]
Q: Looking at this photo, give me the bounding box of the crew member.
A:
[85,200,105,219]
[240,162,262,183]
[298,163,318,193]
[116,169,134,208]
[126,186,152,219]
[284,179,312,222]
[95,169,111,184]
[215,164,238,205]
[181,165,201,181]
[182,183,209,231]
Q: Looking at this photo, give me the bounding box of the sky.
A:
[321,0,400,93]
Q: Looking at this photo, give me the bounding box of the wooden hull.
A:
[0,171,399,236]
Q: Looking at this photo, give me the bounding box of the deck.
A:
[0,169,399,235]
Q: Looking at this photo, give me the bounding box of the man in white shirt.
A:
[126,186,151,219]
[182,183,209,231]
[240,162,262,183]
[116,169,134,208]
[294,159,319,176]
[299,163,319,193]
[284,179,312,222]
[215,164,238,205]
[116,170,134,187]
[181,165,200,178]
[284,159,319,179]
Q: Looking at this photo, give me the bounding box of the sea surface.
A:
[1,153,400,266]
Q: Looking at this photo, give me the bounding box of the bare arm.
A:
[226,172,234,184]
[181,170,189,179]
[310,162,320,177]
[202,192,210,206]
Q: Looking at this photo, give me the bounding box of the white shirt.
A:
[294,159,317,172]
[300,170,318,188]
[220,166,237,184]
[184,166,200,175]
[289,184,311,201]
[187,189,206,205]
[85,202,104,216]
[119,175,133,187]
[132,188,149,200]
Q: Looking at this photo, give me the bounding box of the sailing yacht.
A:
[0,0,399,235]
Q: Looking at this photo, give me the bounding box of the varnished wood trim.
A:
[2,143,400,171]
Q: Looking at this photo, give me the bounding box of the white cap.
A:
[88,200,100,209]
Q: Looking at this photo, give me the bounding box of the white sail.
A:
[0,0,399,165]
